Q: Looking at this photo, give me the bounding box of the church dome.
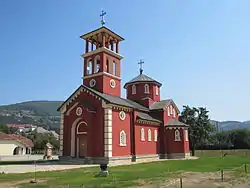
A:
[124,73,162,89]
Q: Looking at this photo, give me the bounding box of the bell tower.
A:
[80,11,124,97]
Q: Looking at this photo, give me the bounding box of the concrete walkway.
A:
[0,156,198,174]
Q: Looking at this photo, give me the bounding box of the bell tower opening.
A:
[80,10,124,97]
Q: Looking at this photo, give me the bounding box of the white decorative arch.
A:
[76,121,88,134]
[70,118,87,157]
[87,58,93,75]
[148,129,152,141]
[132,84,136,95]
[144,84,149,94]
[119,130,126,146]
[141,128,145,141]
[94,55,100,73]
[174,130,181,141]
[154,129,158,141]
[156,86,159,96]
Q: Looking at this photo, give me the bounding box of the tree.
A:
[179,106,215,156]
[0,124,18,134]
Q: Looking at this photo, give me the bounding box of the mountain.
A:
[0,101,249,132]
[0,101,63,131]
[211,120,250,131]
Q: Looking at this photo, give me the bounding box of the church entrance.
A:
[78,134,87,157]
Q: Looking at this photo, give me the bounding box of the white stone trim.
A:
[76,121,88,134]
[104,108,112,157]
[82,47,124,60]
[59,111,65,157]
[70,118,84,157]
[119,111,126,120]
[119,130,126,146]
[148,129,152,141]
[83,71,121,80]
[140,128,145,141]
[66,102,79,116]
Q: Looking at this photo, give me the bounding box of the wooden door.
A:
[79,135,87,157]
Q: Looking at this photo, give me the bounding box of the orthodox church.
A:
[58,14,190,164]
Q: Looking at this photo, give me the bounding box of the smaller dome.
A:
[124,73,162,89]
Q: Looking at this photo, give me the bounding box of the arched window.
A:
[120,130,126,146]
[174,130,181,141]
[94,56,100,73]
[148,129,152,141]
[173,108,176,117]
[144,84,149,94]
[156,86,159,96]
[141,128,145,141]
[154,129,158,141]
[185,130,189,141]
[167,107,170,116]
[132,84,136,95]
[113,61,117,75]
[170,105,173,114]
[106,58,110,73]
[87,59,93,75]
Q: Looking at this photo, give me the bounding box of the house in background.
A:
[7,124,37,133]
[0,132,33,155]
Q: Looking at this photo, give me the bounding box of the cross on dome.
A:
[138,60,144,74]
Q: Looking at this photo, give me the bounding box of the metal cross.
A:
[100,10,107,26]
[138,60,144,74]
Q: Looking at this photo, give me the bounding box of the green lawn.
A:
[0,156,250,188]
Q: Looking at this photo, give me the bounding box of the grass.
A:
[0,156,250,188]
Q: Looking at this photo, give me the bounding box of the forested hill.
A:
[0,101,249,131]
[0,101,63,131]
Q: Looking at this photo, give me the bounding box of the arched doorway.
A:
[70,118,88,158]
[76,121,88,158]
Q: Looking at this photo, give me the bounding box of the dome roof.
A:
[124,73,162,89]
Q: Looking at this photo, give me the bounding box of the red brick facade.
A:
[58,26,190,163]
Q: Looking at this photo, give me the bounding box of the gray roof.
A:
[136,112,161,123]
[166,119,188,127]
[82,85,149,111]
[150,99,180,113]
[124,73,162,88]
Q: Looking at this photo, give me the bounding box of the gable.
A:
[150,99,180,113]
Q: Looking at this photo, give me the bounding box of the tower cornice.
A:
[81,47,124,60]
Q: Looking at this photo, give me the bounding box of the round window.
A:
[76,107,83,116]
[110,79,116,88]
[89,79,96,87]
[119,111,126,120]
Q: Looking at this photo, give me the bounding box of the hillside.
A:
[0,101,63,131]
[0,101,249,131]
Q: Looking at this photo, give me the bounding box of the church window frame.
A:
[89,79,96,88]
[167,107,170,116]
[154,129,158,142]
[110,79,116,88]
[170,105,173,114]
[119,111,126,120]
[132,84,136,95]
[119,130,126,146]
[156,86,159,96]
[144,84,149,94]
[141,128,145,141]
[106,58,110,73]
[148,129,152,141]
[174,129,181,141]
[94,55,101,73]
[173,108,176,117]
[113,60,118,76]
[87,58,93,75]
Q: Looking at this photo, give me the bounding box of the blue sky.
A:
[0,1,250,121]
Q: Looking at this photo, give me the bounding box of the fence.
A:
[195,149,250,157]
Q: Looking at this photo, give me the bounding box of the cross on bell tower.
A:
[138,60,144,74]
[100,10,107,26]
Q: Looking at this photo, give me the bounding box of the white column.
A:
[104,108,112,157]
[59,106,66,157]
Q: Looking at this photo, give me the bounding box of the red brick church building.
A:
[58,17,190,164]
